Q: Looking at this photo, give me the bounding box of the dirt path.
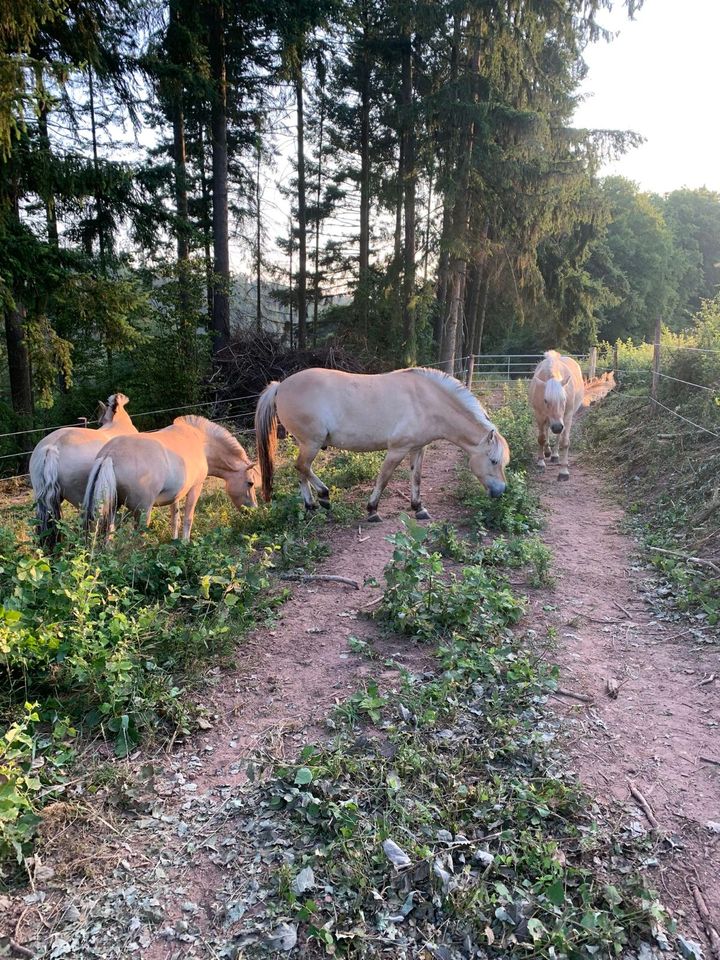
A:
[533,462,720,943]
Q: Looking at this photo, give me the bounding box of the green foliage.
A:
[261,516,668,958]
[381,517,525,642]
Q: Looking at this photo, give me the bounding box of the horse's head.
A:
[538,374,571,434]
[225,460,260,510]
[468,428,510,499]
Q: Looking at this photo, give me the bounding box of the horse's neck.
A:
[434,396,491,453]
[101,412,133,433]
[204,433,243,477]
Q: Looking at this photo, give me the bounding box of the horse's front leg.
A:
[367,448,408,522]
[182,482,204,540]
[170,500,181,539]
[557,415,573,481]
[409,446,430,520]
[536,421,548,469]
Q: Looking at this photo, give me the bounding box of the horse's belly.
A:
[325,432,388,453]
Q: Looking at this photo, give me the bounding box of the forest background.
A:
[2,0,720,468]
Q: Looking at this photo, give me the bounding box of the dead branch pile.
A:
[210,330,373,419]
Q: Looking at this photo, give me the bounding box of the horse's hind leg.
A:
[295,441,323,512]
[170,500,181,539]
[409,446,430,520]
[367,447,408,522]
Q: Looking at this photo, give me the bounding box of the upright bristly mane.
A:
[408,368,496,431]
[176,415,251,464]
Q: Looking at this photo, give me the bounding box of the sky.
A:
[573,0,720,194]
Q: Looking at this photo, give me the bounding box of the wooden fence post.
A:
[651,317,661,412]
[613,341,619,379]
[588,346,597,380]
[465,354,475,388]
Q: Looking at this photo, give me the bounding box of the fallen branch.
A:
[553,687,594,703]
[5,940,34,959]
[699,673,716,687]
[690,881,720,960]
[695,493,720,527]
[280,574,360,590]
[628,781,660,830]
[647,545,720,575]
[362,594,384,609]
[699,755,720,767]
[613,599,633,619]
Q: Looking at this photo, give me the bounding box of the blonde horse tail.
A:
[32,445,62,546]
[83,456,118,541]
[255,381,280,503]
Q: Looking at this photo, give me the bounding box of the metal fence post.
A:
[651,317,661,412]
[588,346,597,380]
[506,356,510,380]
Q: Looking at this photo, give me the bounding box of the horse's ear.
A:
[486,428,495,445]
[97,401,107,418]
[114,393,129,408]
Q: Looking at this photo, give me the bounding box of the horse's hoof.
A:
[415,508,431,521]
[366,512,382,523]
[550,455,560,464]
[536,461,546,471]
[558,473,570,482]
[305,502,318,512]
[318,497,331,510]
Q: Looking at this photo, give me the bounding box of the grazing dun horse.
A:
[83,416,258,542]
[30,393,138,545]
[255,366,510,522]
[528,350,584,480]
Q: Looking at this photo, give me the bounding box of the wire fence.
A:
[0,392,266,485]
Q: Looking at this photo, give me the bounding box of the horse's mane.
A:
[176,415,251,462]
[408,368,496,431]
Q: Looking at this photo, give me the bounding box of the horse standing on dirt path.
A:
[30,393,138,546]
[83,416,258,542]
[528,351,584,480]
[254,366,510,522]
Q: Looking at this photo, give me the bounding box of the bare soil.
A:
[534,461,720,944]
[3,439,719,958]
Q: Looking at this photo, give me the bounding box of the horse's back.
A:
[31,428,110,506]
[276,368,422,450]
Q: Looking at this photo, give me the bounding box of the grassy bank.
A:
[0,446,382,874]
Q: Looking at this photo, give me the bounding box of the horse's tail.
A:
[83,456,118,541]
[31,445,62,547]
[255,381,280,503]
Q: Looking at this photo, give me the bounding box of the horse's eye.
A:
[490,458,499,466]
[248,480,254,487]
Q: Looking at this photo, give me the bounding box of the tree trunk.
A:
[255,136,262,331]
[87,68,107,269]
[423,164,432,285]
[209,0,230,353]
[198,123,214,319]
[288,221,294,351]
[5,306,33,417]
[358,6,371,339]
[393,136,403,269]
[170,1,190,265]
[312,87,325,347]
[474,270,490,357]
[36,79,58,248]
[295,70,308,351]
[401,31,416,365]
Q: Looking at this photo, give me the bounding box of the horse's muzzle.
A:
[550,422,564,434]
[487,480,506,498]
